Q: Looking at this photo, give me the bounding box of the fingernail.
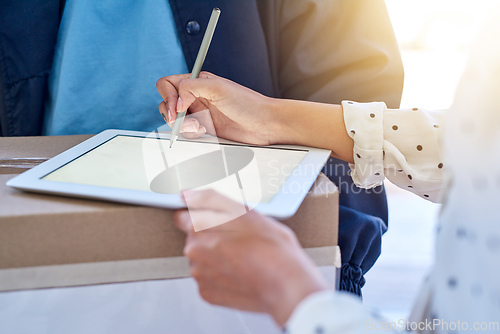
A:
[167,108,172,123]
[177,96,183,113]
[183,125,198,133]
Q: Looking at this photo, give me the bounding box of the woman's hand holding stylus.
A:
[156,71,355,163]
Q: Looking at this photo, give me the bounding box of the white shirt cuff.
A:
[285,290,374,334]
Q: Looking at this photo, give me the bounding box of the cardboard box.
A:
[0,136,340,292]
[0,135,91,174]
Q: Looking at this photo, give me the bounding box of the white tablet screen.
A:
[42,135,308,203]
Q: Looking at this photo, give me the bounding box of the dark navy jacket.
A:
[0,0,400,296]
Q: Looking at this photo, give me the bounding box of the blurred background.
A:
[362,0,498,322]
[387,0,497,110]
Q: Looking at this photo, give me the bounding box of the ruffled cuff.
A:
[339,263,366,297]
[342,101,387,189]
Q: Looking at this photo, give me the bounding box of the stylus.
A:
[169,8,221,148]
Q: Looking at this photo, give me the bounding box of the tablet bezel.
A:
[6,130,331,219]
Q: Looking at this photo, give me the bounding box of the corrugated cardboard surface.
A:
[0,135,91,174]
[0,135,339,291]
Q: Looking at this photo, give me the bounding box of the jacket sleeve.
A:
[0,1,61,136]
[258,0,404,108]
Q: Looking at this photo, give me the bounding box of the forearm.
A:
[266,97,447,202]
[267,97,354,163]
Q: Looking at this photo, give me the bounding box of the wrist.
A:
[261,97,288,145]
[264,97,304,145]
[258,248,331,326]
[265,98,354,162]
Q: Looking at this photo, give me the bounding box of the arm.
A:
[272,99,446,202]
[174,189,331,326]
[174,189,390,333]
[156,72,354,161]
[156,73,445,201]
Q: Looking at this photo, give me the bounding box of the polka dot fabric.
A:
[342,101,386,188]
[342,100,446,203]
[421,11,500,330]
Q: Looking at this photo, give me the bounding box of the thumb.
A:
[173,210,195,234]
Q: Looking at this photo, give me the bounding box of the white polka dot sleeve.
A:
[342,101,446,202]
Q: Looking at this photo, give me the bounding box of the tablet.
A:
[7,130,331,219]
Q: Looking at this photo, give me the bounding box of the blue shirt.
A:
[43,1,189,135]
